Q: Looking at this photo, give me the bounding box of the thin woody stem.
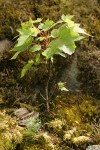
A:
[45,59,51,112]
[34,25,51,112]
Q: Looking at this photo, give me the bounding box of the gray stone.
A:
[18,111,39,126]
[14,108,39,126]
[86,145,100,150]
[0,39,12,60]
[14,108,29,119]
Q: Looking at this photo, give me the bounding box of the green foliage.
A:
[21,60,34,78]
[58,81,68,91]
[25,115,41,135]
[11,15,87,77]
[10,15,88,112]
[21,114,41,149]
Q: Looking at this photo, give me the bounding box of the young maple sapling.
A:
[11,15,89,112]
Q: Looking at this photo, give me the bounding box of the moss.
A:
[45,93,100,149]
[79,100,99,122]
[0,1,100,149]
[0,0,35,40]
[1,0,100,42]
[0,0,99,101]
[0,111,23,150]
[36,0,100,41]
[35,0,100,98]
[0,94,99,150]
[77,49,100,99]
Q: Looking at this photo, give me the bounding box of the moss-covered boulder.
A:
[0,0,35,40]
[0,0,100,42]
[77,47,100,99]
[0,0,100,99]
[33,0,100,98]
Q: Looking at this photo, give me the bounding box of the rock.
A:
[0,39,11,52]
[14,107,39,126]
[0,39,12,60]
[18,111,39,126]
[86,145,100,150]
[0,0,35,40]
[60,53,80,91]
[14,108,29,119]
[77,49,100,99]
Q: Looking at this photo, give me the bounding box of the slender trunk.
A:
[45,59,51,112]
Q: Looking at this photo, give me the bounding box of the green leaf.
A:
[30,27,39,36]
[12,36,32,52]
[21,60,34,78]
[61,14,74,21]
[42,48,50,59]
[73,23,89,35]
[11,51,20,59]
[38,23,44,29]
[17,28,28,35]
[12,38,36,59]
[50,20,63,28]
[35,53,40,65]
[21,18,33,29]
[16,35,32,47]
[61,15,89,36]
[42,39,61,59]
[57,52,66,58]
[17,20,39,37]
[33,18,42,23]
[11,36,32,59]
[51,57,53,63]
[59,43,76,55]
[43,25,84,58]
[39,19,55,31]
[16,35,29,46]
[44,27,75,57]
[51,29,59,38]
[29,45,41,52]
[41,20,63,32]
[58,81,69,91]
[61,14,74,26]
[36,37,45,41]
[11,16,89,74]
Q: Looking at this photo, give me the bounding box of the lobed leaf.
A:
[29,45,41,52]
[21,60,34,78]
[43,25,83,58]
[11,36,33,59]
[11,16,89,78]
[38,19,55,31]
[21,18,33,29]
[58,81,69,91]
[33,18,42,23]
